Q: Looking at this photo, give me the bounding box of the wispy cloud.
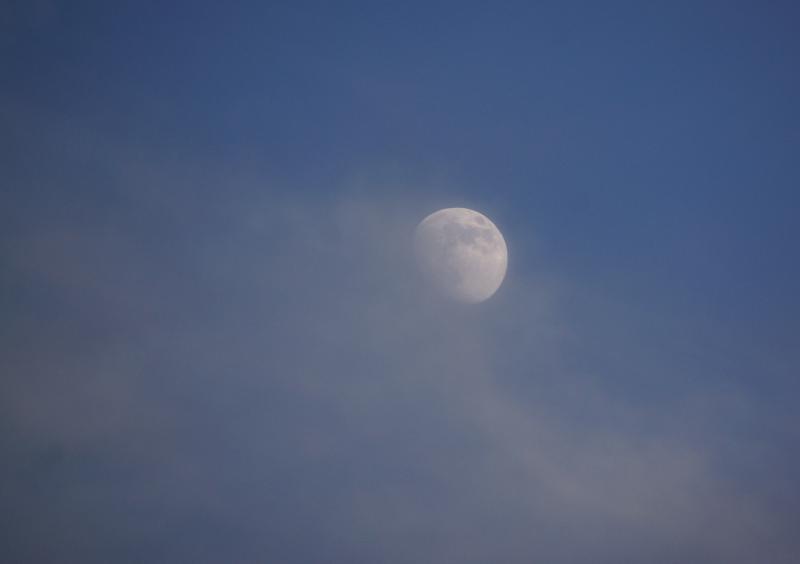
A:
[1,109,797,563]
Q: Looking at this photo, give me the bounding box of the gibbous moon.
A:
[414,208,508,303]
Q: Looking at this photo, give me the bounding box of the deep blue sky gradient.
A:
[2,2,799,562]
[6,2,798,317]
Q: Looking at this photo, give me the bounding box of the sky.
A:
[2,1,799,562]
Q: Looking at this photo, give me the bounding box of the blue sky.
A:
[2,2,799,562]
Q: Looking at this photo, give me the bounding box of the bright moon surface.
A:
[414,208,508,303]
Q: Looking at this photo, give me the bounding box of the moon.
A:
[414,208,508,303]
